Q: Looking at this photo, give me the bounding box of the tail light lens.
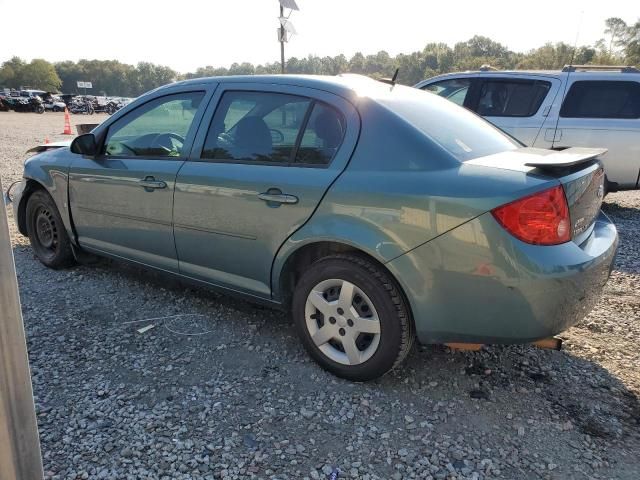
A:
[491,185,571,245]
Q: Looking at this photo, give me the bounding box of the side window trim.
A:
[189,83,357,171]
[289,99,316,163]
[98,90,208,160]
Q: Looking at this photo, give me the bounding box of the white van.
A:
[415,66,640,191]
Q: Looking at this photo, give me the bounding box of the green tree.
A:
[621,19,640,65]
[20,59,61,91]
[604,17,628,55]
[0,57,26,88]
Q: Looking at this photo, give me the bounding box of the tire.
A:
[25,190,75,269]
[292,253,414,381]
[36,105,45,114]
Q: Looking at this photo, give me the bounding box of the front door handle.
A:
[138,176,167,191]
[258,191,299,205]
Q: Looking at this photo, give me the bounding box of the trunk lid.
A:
[467,147,607,242]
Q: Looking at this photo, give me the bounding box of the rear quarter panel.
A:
[272,96,560,299]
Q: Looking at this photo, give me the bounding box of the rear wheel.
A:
[292,254,414,381]
[25,190,75,269]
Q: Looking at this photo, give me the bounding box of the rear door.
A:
[172,84,360,297]
[69,88,211,271]
[473,76,560,146]
[552,79,640,189]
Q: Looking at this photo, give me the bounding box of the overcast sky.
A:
[0,0,637,73]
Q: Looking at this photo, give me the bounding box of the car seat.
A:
[232,116,273,160]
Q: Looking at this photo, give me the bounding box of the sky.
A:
[0,0,637,73]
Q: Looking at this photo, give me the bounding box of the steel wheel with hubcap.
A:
[293,254,414,381]
[26,190,75,269]
[305,279,381,366]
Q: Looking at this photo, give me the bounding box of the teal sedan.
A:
[9,75,618,381]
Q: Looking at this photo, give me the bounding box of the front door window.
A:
[104,92,205,157]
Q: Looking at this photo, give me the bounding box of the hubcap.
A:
[35,207,58,252]
[305,279,381,366]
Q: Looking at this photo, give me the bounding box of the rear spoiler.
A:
[523,147,607,170]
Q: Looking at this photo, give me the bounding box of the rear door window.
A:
[560,80,640,119]
[476,79,551,117]
[422,78,472,106]
[295,103,346,165]
[201,91,311,164]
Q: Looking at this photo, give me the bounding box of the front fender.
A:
[20,148,75,241]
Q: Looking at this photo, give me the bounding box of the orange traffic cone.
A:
[44,137,50,144]
[61,107,72,135]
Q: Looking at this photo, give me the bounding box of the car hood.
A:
[26,140,72,154]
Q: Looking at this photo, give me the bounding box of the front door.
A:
[173,85,359,297]
[69,90,208,271]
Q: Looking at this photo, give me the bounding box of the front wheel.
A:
[25,190,75,269]
[36,105,45,114]
[292,254,414,381]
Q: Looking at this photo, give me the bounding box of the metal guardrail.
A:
[0,177,44,480]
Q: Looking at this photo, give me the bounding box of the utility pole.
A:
[0,178,44,480]
[277,0,299,75]
[280,4,285,74]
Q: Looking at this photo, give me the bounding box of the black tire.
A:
[292,253,414,381]
[25,190,75,269]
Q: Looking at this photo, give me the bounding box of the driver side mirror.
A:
[70,133,97,156]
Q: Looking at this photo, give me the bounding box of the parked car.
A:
[4,95,45,113]
[19,89,47,99]
[415,65,640,191]
[7,75,617,381]
[42,93,67,112]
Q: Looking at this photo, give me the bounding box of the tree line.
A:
[1,17,638,97]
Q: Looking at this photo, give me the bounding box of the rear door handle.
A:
[258,192,299,205]
[138,176,167,190]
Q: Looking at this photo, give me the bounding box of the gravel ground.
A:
[1,111,639,480]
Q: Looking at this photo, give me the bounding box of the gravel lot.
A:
[1,111,639,480]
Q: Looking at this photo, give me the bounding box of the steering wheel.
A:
[151,132,185,154]
[269,129,284,144]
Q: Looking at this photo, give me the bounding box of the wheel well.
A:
[278,241,412,317]
[16,179,46,235]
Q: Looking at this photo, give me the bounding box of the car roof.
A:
[160,74,390,101]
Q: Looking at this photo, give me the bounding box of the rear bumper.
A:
[387,210,618,344]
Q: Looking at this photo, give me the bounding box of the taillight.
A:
[491,185,571,245]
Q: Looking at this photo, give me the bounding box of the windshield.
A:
[373,84,518,162]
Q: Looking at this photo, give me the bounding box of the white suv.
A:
[415,66,640,191]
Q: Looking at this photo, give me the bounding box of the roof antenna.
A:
[552,10,583,142]
[380,68,399,87]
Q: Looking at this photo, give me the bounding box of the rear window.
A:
[560,80,640,119]
[385,85,518,161]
